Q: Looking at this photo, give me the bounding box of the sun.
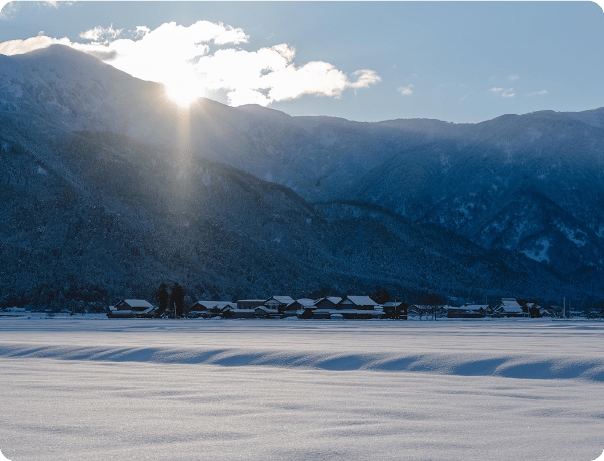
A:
[165,80,201,108]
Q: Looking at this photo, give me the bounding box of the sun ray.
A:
[166,83,199,108]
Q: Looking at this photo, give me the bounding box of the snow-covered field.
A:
[1,317,603,460]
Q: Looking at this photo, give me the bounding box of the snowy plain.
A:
[1,317,604,460]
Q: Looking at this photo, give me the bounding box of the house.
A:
[382,301,408,319]
[525,302,542,318]
[237,299,266,310]
[254,305,281,319]
[536,304,564,318]
[188,301,212,318]
[188,301,237,318]
[312,297,342,319]
[337,296,377,310]
[314,297,342,309]
[108,299,155,318]
[407,305,422,319]
[284,298,316,318]
[264,296,295,314]
[493,298,524,317]
[334,296,382,319]
[222,308,256,319]
[447,304,488,318]
[409,305,445,319]
[0,307,27,318]
[188,301,236,318]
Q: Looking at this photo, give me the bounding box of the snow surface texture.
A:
[1,318,603,460]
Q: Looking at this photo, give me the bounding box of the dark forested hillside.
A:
[2,45,604,308]
[0,129,583,309]
[348,113,604,279]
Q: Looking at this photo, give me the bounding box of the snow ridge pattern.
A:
[1,318,603,381]
[1,343,603,381]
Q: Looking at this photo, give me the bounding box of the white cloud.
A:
[0,20,379,107]
[488,87,515,98]
[0,1,18,20]
[526,89,548,97]
[0,35,70,55]
[460,92,472,102]
[195,45,380,105]
[134,26,150,39]
[79,24,122,42]
[38,0,78,8]
[508,74,520,81]
[501,89,515,98]
[350,69,381,89]
[0,0,77,20]
[398,84,414,96]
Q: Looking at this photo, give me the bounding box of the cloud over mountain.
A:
[0,20,380,107]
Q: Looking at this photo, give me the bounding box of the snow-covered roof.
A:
[383,302,405,307]
[295,298,316,307]
[122,299,153,309]
[462,304,488,311]
[497,298,523,313]
[190,301,214,310]
[215,302,236,309]
[341,296,377,306]
[266,296,295,305]
[313,297,342,306]
[191,301,236,310]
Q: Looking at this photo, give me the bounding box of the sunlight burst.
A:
[165,83,200,108]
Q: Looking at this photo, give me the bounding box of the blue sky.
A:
[1,1,603,123]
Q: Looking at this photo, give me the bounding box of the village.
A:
[101,296,586,320]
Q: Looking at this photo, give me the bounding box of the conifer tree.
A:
[169,283,185,318]
[155,283,169,317]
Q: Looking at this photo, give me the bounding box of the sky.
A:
[0,1,603,123]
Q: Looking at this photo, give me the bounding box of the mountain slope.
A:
[2,45,604,302]
[349,113,604,277]
[0,128,580,308]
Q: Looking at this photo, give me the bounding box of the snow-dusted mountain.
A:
[347,111,604,277]
[3,129,573,308]
[0,45,440,197]
[1,45,603,304]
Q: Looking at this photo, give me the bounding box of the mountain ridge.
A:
[1,44,604,306]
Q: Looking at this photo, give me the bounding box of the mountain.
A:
[348,111,604,278]
[0,45,445,198]
[1,45,603,306]
[1,129,577,309]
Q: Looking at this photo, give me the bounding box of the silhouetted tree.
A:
[372,286,391,305]
[155,283,169,317]
[169,283,185,318]
[418,291,442,320]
